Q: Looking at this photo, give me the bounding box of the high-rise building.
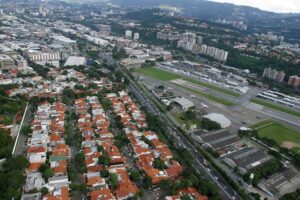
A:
[125,30,133,39]
[200,45,208,54]
[206,46,216,57]
[133,33,139,40]
[275,71,286,82]
[197,36,203,44]
[263,68,285,82]
[214,49,228,62]
[288,75,300,87]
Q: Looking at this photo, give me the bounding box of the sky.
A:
[209,0,300,13]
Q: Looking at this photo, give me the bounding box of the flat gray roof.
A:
[259,168,299,196]
[225,146,273,170]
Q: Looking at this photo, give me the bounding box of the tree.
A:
[68,166,78,182]
[4,155,28,171]
[109,173,118,190]
[112,47,128,60]
[143,175,152,189]
[0,170,25,199]
[153,157,167,170]
[115,115,124,129]
[158,179,171,191]
[100,167,109,178]
[185,110,196,120]
[41,187,49,195]
[243,159,283,185]
[201,118,221,130]
[129,169,141,182]
[0,128,13,159]
[75,152,87,173]
[39,164,53,179]
[98,152,110,166]
[146,114,166,134]
[250,192,261,200]
[21,125,32,135]
[180,195,192,200]
[100,97,112,111]
[79,183,88,194]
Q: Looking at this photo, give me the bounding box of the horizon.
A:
[209,0,300,13]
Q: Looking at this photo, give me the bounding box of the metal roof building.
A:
[171,97,195,111]
[202,113,231,128]
[64,56,86,66]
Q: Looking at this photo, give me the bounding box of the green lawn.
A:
[135,67,180,81]
[135,67,240,97]
[250,120,274,129]
[252,121,300,146]
[182,78,240,97]
[172,112,201,129]
[174,84,235,106]
[292,147,300,155]
[251,98,300,118]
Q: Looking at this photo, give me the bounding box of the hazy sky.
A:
[210,0,300,13]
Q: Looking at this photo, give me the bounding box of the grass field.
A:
[182,77,240,97]
[135,67,240,97]
[135,67,180,81]
[292,147,300,155]
[251,120,300,147]
[174,84,235,106]
[250,120,274,129]
[251,98,300,118]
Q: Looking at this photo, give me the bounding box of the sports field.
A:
[252,120,300,149]
[135,67,240,97]
[251,98,300,118]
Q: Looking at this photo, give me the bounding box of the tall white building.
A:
[214,49,228,62]
[197,36,203,44]
[200,45,208,54]
[263,67,285,82]
[206,46,216,57]
[125,30,133,39]
[133,33,140,40]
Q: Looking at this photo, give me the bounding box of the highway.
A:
[127,77,241,200]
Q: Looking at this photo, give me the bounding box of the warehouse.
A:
[202,113,231,128]
[258,168,300,198]
[64,56,86,66]
[199,130,240,151]
[223,146,273,174]
[171,97,195,111]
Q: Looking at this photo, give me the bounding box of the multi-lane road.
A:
[127,79,241,200]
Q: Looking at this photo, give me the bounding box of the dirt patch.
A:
[281,141,300,149]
